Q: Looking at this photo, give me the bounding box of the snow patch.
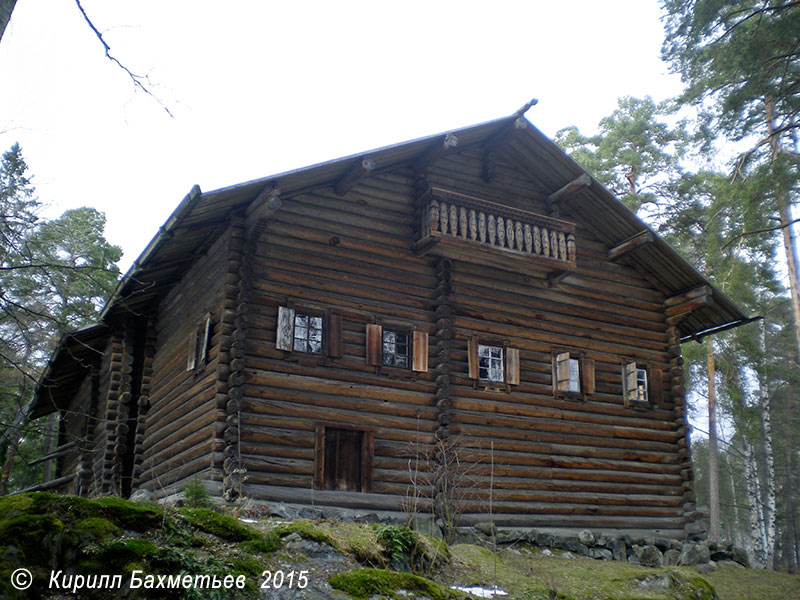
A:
[451,585,508,598]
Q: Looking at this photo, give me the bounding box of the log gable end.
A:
[33,113,750,542]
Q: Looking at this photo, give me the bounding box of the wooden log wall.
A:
[238,171,439,505]
[88,330,124,496]
[420,147,685,534]
[138,228,231,497]
[131,315,158,486]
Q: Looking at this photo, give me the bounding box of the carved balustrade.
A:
[417,188,576,271]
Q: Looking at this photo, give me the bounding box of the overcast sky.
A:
[0,1,682,272]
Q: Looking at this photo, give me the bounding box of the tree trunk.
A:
[707,337,721,541]
[760,398,777,569]
[0,433,19,495]
[765,98,800,367]
[785,378,798,573]
[42,413,58,484]
[744,438,766,568]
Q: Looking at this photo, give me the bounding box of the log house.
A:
[30,111,752,539]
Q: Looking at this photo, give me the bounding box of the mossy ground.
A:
[1,493,798,600]
[447,543,800,600]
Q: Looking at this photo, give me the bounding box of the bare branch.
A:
[74,0,173,118]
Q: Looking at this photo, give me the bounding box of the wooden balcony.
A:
[415,188,577,275]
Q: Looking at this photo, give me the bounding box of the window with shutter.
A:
[276,305,342,357]
[623,361,658,406]
[365,323,428,372]
[467,339,520,386]
[552,350,595,398]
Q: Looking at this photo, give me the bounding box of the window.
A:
[314,425,374,492]
[623,362,663,406]
[553,351,595,397]
[276,306,342,358]
[468,339,520,386]
[635,367,648,402]
[186,314,212,371]
[365,323,428,372]
[382,330,409,368]
[293,313,324,354]
[478,344,504,382]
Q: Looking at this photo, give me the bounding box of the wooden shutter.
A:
[468,338,479,379]
[327,313,343,358]
[649,366,663,405]
[366,324,382,366]
[412,331,429,372]
[199,314,212,364]
[556,352,571,391]
[186,330,198,371]
[623,362,638,406]
[506,347,520,385]
[276,306,295,351]
[582,357,595,395]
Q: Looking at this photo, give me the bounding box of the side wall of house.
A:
[426,148,683,535]
[137,229,231,498]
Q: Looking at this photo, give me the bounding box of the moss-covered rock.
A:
[179,508,258,541]
[329,568,467,600]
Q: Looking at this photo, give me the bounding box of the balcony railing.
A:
[416,188,576,271]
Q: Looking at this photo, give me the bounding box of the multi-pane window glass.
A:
[568,358,581,393]
[293,313,323,354]
[478,344,504,382]
[635,367,648,402]
[382,330,409,368]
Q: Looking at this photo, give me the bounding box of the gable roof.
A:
[30,110,752,418]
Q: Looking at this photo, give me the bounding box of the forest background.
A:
[0,0,798,573]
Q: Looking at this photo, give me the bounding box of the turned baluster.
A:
[478,212,486,242]
[450,204,458,237]
[497,216,506,248]
[488,214,496,245]
[542,227,550,257]
[515,221,524,251]
[440,201,449,235]
[558,232,567,261]
[429,200,440,235]
[469,209,477,240]
[524,224,533,253]
[567,233,576,263]
[459,206,468,239]
[533,225,541,255]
